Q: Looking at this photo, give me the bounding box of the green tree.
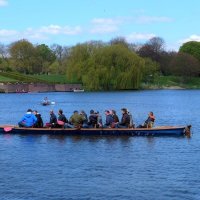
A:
[142,58,159,83]
[35,44,56,74]
[179,41,200,62]
[9,39,35,73]
[49,61,61,74]
[51,44,64,64]
[110,37,129,49]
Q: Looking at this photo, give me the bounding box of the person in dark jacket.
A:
[103,110,114,128]
[33,110,43,128]
[87,110,98,128]
[58,109,68,125]
[18,109,37,128]
[112,110,119,123]
[116,108,130,128]
[49,110,57,128]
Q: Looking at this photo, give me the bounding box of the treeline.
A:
[0,37,200,90]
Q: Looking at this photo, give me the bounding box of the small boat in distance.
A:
[73,88,84,92]
[41,101,51,106]
[41,101,55,106]
[41,97,55,106]
[0,125,191,137]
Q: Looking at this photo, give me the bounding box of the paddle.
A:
[4,127,13,132]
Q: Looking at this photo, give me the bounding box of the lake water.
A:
[0,90,200,200]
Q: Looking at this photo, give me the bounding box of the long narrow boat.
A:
[0,125,191,137]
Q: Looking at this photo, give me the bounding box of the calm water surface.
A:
[0,90,200,200]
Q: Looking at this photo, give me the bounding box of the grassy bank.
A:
[143,76,200,89]
[0,72,200,89]
[29,74,78,84]
[0,75,18,82]
[0,72,79,84]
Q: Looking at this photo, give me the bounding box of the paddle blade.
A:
[4,127,13,132]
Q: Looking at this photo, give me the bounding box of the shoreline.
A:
[0,83,82,93]
[0,82,199,93]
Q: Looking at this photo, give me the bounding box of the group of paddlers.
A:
[18,108,155,129]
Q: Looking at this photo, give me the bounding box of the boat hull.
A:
[0,125,190,137]
[41,102,51,106]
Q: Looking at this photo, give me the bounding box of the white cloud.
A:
[0,29,19,43]
[126,32,156,42]
[0,24,82,43]
[136,16,172,24]
[90,18,123,34]
[179,34,200,44]
[39,24,82,35]
[0,29,18,36]
[0,0,8,6]
[23,28,48,40]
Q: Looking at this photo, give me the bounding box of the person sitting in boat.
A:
[137,112,155,128]
[96,111,103,128]
[66,110,84,128]
[44,97,48,102]
[80,110,88,128]
[57,109,68,127]
[42,97,50,105]
[116,108,130,128]
[127,110,134,128]
[103,110,114,128]
[145,112,155,128]
[48,110,57,128]
[86,109,98,128]
[112,110,119,123]
[18,109,37,128]
[33,110,44,128]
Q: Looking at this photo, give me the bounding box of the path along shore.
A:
[0,83,82,93]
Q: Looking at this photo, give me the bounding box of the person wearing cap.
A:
[67,110,84,128]
[116,108,130,128]
[33,110,44,128]
[103,110,114,128]
[18,109,37,128]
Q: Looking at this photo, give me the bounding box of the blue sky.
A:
[0,0,199,50]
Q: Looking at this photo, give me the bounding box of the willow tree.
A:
[66,43,97,82]
[66,42,145,90]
